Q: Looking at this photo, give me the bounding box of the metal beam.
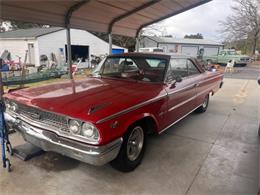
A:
[65,0,90,79]
[135,0,212,37]
[107,0,161,34]
[108,33,113,55]
[65,0,89,27]
[135,31,141,52]
[0,58,3,100]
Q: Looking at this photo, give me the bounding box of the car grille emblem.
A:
[30,112,41,120]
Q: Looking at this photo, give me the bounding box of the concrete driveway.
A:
[0,77,259,195]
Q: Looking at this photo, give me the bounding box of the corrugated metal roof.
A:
[147,36,223,46]
[0,0,212,37]
[0,27,63,39]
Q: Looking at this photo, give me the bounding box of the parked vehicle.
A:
[139,47,164,53]
[3,53,223,172]
[204,49,251,67]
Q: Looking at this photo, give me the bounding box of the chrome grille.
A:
[240,58,250,62]
[17,103,68,131]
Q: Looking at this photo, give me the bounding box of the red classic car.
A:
[4,53,223,172]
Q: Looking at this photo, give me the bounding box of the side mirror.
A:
[258,77,260,85]
[170,80,177,89]
[175,75,182,83]
[170,75,182,89]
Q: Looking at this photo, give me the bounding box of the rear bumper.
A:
[4,112,122,166]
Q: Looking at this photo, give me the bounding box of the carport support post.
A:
[66,27,73,79]
[135,31,141,52]
[108,33,112,55]
[0,58,3,100]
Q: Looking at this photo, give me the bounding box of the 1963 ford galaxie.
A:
[4,53,223,172]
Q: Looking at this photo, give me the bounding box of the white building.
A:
[139,36,224,57]
[0,27,127,66]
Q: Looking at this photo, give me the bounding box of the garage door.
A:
[204,47,219,56]
[181,46,198,57]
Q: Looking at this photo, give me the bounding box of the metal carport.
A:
[0,0,211,91]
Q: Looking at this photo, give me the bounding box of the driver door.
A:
[164,58,197,128]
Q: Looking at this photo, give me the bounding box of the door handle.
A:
[194,83,199,87]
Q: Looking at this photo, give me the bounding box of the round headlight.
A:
[82,122,99,140]
[68,120,81,134]
[5,101,11,110]
[10,102,18,112]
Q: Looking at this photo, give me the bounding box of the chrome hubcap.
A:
[127,126,144,161]
[202,96,208,108]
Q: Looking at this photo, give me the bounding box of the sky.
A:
[158,0,234,41]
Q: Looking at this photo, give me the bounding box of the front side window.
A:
[168,58,200,81]
[187,60,200,76]
[169,58,188,78]
[100,57,168,82]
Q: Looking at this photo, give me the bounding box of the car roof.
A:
[108,52,194,60]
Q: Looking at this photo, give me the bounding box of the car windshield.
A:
[99,56,168,82]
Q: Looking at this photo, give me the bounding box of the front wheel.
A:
[195,94,209,113]
[110,125,146,172]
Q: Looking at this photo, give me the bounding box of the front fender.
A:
[121,112,159,133]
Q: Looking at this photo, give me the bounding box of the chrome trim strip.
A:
[167,83,195,95]
[197,83,219,97]
[168,95,197,112]
[96,94,167,124]
[199,75,222,84]
[167,83,219,113]
[159,104,202,134]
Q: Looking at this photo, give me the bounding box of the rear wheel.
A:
[110,125,146,172]
[195,94,209,113]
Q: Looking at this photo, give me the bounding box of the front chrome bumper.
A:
[4,112,122,166]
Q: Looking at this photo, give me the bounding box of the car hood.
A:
[5,77,165,123]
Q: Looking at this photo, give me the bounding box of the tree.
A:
[140,22,168,37]
[184,33,203,39]
[10,21,47,30]
[220,0,260,55]
[0,20,9,32]
[0,20,48,32]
